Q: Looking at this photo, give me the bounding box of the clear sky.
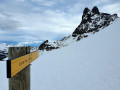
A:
[0,0,120,42]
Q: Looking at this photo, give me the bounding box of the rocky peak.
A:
[39,6,119,51]
[72,6,119,37]
[39,40,59,51]
[83,7,90,14]
[92,6,100,14]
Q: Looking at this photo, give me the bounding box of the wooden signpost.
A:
[6,47,39,90]
[7,50,39,78]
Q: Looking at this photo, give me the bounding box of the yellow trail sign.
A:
[7,51,39,78]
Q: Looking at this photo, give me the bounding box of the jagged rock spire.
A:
[92,6,100,14]
[83,7,90,14]
[72,6,118,37]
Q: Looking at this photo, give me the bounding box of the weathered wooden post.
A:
[8,46,30,90]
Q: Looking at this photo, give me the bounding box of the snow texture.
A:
[31,18,120,90]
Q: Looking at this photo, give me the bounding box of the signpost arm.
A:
[8,47,30,90]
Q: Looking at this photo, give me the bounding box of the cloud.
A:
[0,1,82,41]
[100,3,120,16]
[13,10,81,41]
[67,2,85,13]
[0,12,20,31]
[30,0,56,7]
[93,0,110,5]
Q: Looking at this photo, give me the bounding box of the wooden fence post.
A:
[8,46,30,90]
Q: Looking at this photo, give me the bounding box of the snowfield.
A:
[0,18,120,90]
[31,19,120,90]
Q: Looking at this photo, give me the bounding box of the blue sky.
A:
[0,0,120,42]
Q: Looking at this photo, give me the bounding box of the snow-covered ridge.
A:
[31,18,120,90]
[38,6,119,51]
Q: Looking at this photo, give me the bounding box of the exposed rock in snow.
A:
[39,6,119,51]
[0,43,8,60]
[72,6,118,37]
[32,18,120,90]
[92,6,100,14]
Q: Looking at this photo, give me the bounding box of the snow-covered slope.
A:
[39,6,118,51]
[31,18,120,90]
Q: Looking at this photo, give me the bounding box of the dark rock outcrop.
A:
[39,40,59,51]
[39,6,118,51]
[83,7,90,14]
[0,50,7,60]
[92,6,100,14]
[72,6,118,37]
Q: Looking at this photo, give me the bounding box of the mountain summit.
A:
[39,6,118,51]
[72,6,118,37]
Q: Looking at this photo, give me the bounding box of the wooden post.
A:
[8,46,30,90]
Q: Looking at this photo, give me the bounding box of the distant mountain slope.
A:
[0,41,42,60]
[0,43,8,60]
[39,6,118,51]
